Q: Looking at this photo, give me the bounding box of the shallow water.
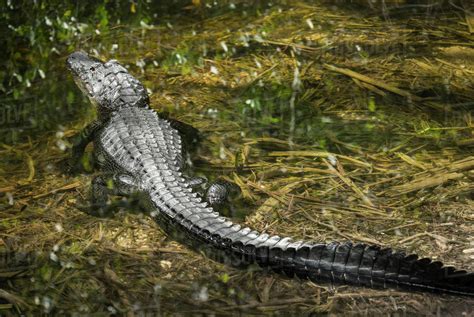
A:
[1,1,474,315]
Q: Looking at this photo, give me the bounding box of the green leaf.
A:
[67,91,75,105]
[368,96,376,112]
[219,273,230,283]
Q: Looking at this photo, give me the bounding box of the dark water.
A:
[1,1,474,315]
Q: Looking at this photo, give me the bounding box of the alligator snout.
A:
[66,51,102,72]
[67,51,87,69]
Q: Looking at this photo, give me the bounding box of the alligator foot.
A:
[205,179,241,216]
[78,174,142,217]
[186,177,240,208]
[76,198,133,218]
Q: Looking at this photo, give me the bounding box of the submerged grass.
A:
[1,1,474,315]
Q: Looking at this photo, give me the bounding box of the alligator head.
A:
[66,51,149,116]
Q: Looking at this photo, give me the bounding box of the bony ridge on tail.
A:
[66,50,474,297]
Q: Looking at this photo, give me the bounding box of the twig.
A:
[323,64,421,101]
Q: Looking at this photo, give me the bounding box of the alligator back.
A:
[95,106,474,297]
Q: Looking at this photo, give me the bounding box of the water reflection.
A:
[1,1,474,315]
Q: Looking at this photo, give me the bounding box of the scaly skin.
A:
[66,51,474,296]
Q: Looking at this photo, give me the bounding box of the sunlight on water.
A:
[1,0,474,315]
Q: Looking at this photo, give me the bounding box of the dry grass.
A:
[1,1,474,315]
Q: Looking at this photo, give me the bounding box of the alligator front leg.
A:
[79,173,141,217]
[167,118,201,147]
[67,120,103,174]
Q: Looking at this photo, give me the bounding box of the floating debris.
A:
[210,65,219,74]
[220,41,229,53]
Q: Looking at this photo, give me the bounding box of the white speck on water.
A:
[153,284,162,294]
[78,304,89,312]
[56,140,66,151]
[160,260,172,269]
[239,33,250,47]
[327,155,337,166]
[50,252,59,262]
[76,23,88,33]
[246,98,259,109]
[254,58,262,68]
[107,306,117,314]
[136,59,146,72]
[321,116,332,123]
[206,108,219,119]
[194,286,209,302]
[50,47,60,55]
[140,20,152,29]
[254,34,263,42]
[210,65,219,75]
[175,53,186,64]
[6,192,14,205]
[54,223,63,232]
[219,145,227,160]
[220,41,228,53]
[13,72,22,82]
[306,18,314,29]
[61,261,75,269]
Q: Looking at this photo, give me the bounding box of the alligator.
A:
[66,50,474,297]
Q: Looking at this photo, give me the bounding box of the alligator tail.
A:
[151,202,474,297]
[253,241,474,296]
